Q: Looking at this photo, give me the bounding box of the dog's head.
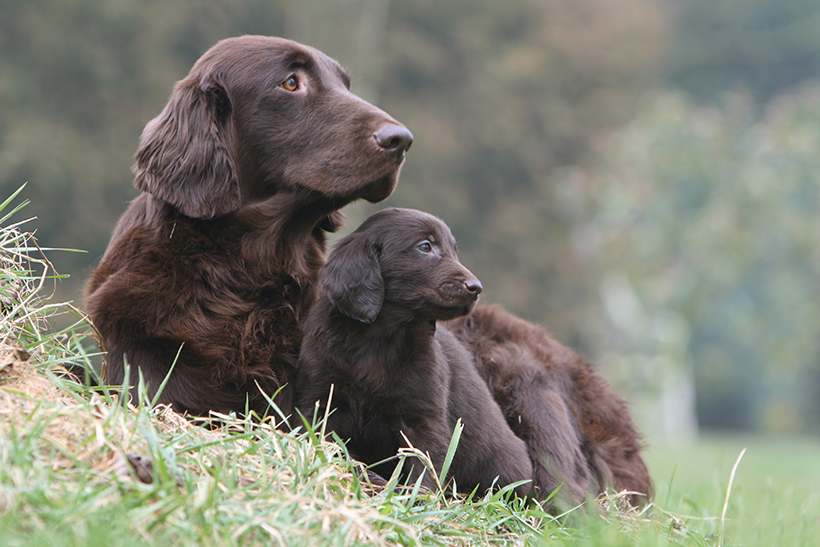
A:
[320,208,482,325]
[134,36,412,222]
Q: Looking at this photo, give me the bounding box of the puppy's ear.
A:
[134,71,240,219]
[320,235,383,323]
[318,210,346,233]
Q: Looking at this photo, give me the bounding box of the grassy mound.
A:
[1,188,725,546]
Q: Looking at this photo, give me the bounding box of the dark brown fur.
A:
[296,208,533,498]
[446,306,653,506]
[86,36,413,417]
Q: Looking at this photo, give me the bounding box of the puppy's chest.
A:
[351,340,450,405]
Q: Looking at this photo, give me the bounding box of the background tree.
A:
[663,0,820,104]
[578,86,820,435]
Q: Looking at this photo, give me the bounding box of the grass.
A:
[646,435,820,546]
[2,189,818,546]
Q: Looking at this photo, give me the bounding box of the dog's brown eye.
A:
[417,241,432,253]
[282,75,299,92]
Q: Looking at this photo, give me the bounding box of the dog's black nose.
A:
[374,124,413,163]
[465,278,483,297]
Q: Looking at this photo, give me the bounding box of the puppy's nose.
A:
[465,278,483,297]
[374,124,414,163]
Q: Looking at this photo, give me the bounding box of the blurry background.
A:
[3,0,820,441]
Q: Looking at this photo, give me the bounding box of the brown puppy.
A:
[296,208,533,498]
[86,36,412,417]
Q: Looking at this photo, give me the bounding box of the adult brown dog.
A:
[296,208,533,499]
[86,36,413,417]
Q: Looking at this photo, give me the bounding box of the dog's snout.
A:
[374,124,414,163]
[465,277,483,297]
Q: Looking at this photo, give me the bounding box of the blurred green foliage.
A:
[579,86,820,434]
[2,0,819,433]
[664,0,820,103]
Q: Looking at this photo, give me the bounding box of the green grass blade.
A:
[149,342,184,407]
[439,417,463,487]
[0,182,28,217]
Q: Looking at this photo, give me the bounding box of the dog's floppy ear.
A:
[320,234,383,323]
[134,71,240,219]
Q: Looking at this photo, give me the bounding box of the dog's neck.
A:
[321,300,439,353]
[136,190,347,279]
[235,190,349,278]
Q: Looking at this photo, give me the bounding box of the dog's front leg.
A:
[397,416,451,491]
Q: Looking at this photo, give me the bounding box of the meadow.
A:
[2,192,818,546]
[646,435,820,546]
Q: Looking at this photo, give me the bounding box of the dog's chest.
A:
[169,261,309,368]
[349,336,451,411]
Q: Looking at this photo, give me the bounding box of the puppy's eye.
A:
[282,75,299,92]
[417,241,433,253]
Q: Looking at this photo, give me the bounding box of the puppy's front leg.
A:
[398,416,451,491]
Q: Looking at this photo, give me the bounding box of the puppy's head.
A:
[320,208,482,325]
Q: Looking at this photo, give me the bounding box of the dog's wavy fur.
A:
[446,307,652,506]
